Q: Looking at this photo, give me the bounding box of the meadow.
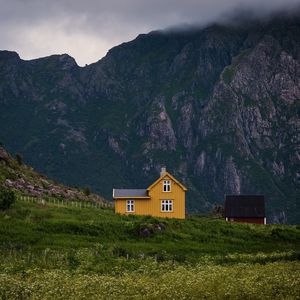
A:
[0,199,299,299]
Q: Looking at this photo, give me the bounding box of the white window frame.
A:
[163,180,171,192]
[126,200,135,212]
[161,200,173,212]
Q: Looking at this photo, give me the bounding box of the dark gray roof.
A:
[225,195,265,218]
[113,189,148,197]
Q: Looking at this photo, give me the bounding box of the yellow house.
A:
[113,167,187,219]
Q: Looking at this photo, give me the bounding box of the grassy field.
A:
[0,199,299,299]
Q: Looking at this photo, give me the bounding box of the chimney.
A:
[160,166,166,177]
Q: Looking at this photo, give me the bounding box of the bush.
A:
[0,188,16,210]
[83,187,91,196]
[211,204,224,218]
[15,154,23,165]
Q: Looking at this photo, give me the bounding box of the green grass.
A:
[0,199,299,265]
[0,200,299,298]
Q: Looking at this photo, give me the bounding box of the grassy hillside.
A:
[1,200,300,256]
[0,199,299,299]
[0,146,107,204]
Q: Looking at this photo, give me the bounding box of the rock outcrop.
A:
[0,147,107,204]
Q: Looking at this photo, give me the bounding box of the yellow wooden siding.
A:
[114,176,185,219]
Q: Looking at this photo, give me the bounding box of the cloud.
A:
[0,0,299,66]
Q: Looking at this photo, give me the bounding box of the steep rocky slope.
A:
[0,146,107,203]
[0,14,299,222]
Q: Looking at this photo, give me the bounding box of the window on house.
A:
[161,200,173,212]
[126,200,134,212]
[163,180,171,192]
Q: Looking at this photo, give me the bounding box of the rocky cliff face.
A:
[0,14,299,223]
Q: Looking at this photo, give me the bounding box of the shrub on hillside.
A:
[0,187,16,210]
[15,153,23,165]
[83,186,91,196]
[211,204,224,218]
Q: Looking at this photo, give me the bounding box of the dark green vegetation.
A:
[0,188,15,210]
[0,200,299,299]
[0,13,300,223]
[0,200,299,269]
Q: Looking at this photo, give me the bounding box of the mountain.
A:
[0,146,107,203]
[0,13,299,223]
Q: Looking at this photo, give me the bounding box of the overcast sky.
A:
[0,0,299,66]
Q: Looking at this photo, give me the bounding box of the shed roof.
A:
[224,195,265,218]
[113,189,149,198]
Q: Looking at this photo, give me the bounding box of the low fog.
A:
[0,0,299,65]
